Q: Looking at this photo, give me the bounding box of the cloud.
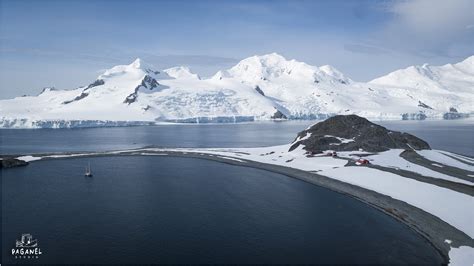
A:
[390,0,473,33]
[344,43,391,55]
[376,0,474,57]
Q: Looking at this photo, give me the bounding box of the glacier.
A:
[1,53,473,128]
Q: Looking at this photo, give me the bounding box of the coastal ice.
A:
[16,156,42,162]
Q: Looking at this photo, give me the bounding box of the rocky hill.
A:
[289,115,430,153]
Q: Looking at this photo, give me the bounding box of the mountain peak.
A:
[130,58,143,68]
[318,65,350,83]
[222,53,352,84]
[129,58,156,71]
[254,52,287,61]
[455,55,474,72]
[461,55,474,63]
[370,55,474,86]
[164,66,200,79]
[223,53,315,81]
[98,58,157,80]
[239,53,289,67]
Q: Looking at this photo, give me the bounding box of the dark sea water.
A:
[1,119,473,156]
[2,156,443,264]
[378,119,474,157]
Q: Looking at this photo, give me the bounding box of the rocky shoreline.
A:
[0,157,29,168]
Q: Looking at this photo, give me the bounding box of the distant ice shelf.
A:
[0,118,156,129]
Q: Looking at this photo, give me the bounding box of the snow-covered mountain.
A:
[1,53,473,128]
[369,55,474,118]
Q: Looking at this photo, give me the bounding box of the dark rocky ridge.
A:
[289,115,430,153]
[1,158,29,169]
[271,109,287,119]
[141,75,159,90]
[62,79,104,105]
[255,86,265,96]
[86,79,105,89]
[63,92,89,105]
[124,75,160,104]
[418,101,433,109]
[124,88,138,104]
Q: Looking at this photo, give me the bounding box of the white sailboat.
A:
[84,162,93,177]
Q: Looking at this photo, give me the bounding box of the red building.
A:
[355,158,370,165]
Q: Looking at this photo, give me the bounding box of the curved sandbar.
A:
[7,148,474,263]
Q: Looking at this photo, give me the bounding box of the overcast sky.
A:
[1,0,473,99]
